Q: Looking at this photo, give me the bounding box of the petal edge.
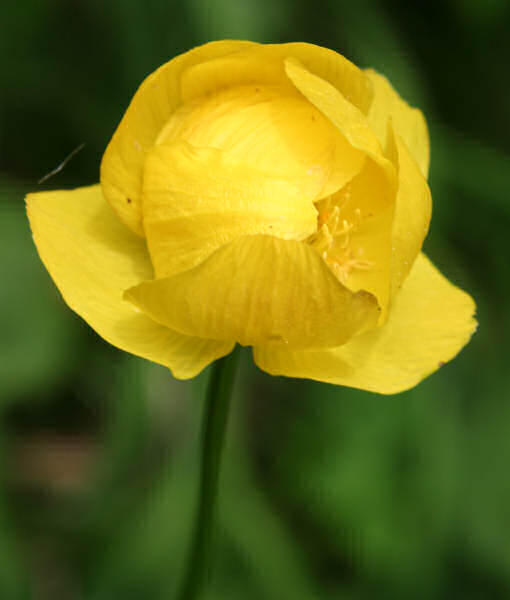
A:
[126,235,380,349]
[254,253,476,394]
[26,184,234,378]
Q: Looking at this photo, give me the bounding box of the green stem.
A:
[178,346,241,600]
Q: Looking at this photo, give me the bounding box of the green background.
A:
[1,0,509,598]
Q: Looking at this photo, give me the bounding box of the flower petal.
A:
[175,46,367,200]
[365,69,430,179]
[179,46,288,102]
[125,235,380,349]
[284,57,396,189]
[276,42,374,114]
[253,253,477,394]
[156,81,365,204]
[180,42,374,114]
[142,141,319,278]
[387,127,432,296]
[100,40,257,235]
[26,185,234,378]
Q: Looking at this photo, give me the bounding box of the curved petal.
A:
[387,127,432,296]
[275,42,374,114]
[26,185,234,378]
[125,235,380,349]
[180,42,374,113]
[365,69,430,179]
[253,253,477,394]
[179,46,289,102]
[156,81,365,206]
[100,40,257,235]
[142,141,319,278]
[284,57,397,192]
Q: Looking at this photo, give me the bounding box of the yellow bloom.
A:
[26,41,476,393]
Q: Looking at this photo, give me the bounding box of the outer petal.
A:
[125,235,380,349]
[100,40,257,235]
[142,141,319,278]
[180,42,374,113]
[179,46,291,102]
[274,42,374,114]
[253,253,477,394]
[365,69,430,179]
[26,185,234,378]
[387,127,432,296]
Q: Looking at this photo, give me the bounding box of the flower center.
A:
[308,186,372,285]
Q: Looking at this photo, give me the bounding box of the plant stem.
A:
[178,346,241,600]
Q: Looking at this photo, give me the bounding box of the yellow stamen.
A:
[308,196,373,284]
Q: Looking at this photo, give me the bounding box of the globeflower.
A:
[26,40,476,394]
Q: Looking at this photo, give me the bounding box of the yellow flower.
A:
[26,41,476,394]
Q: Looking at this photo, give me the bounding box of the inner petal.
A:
[142,141,319,279]
[156,83,365,201]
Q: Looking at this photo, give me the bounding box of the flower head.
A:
[26,41,476,393]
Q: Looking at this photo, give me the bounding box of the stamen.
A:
[308,196,373,284]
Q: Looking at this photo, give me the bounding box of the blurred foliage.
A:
[1,0,509,598]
